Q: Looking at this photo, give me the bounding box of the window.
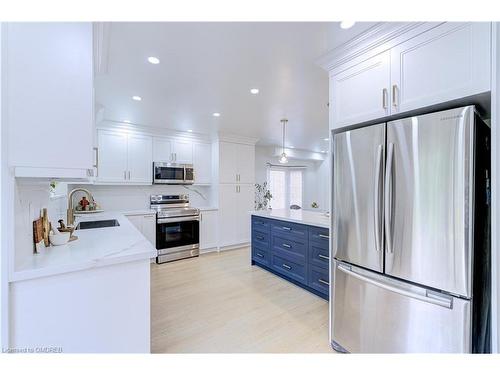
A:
[268,167,303,209]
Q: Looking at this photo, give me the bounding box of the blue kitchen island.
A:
[250,209,331,300]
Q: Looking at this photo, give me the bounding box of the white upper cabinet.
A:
[218,141,255,184]
[173,140,193,164]
[97,129,152,184]
[153,138,173,162]
[331,50,391,128]
[390,22,491,114]
[193,142,212,184]
[328,22,491,129]
[5,23,94,179]
[97,130,128,182]
[127,134,153,183]
[153,137,193,163]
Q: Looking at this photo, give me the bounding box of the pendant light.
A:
[279,118,289,164]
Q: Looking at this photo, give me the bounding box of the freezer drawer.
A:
[331,261,472,353]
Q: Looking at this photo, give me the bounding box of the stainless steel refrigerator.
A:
[331,105,491,353]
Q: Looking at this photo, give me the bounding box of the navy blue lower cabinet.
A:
[251,215,330,300]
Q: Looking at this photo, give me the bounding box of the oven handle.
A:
[157,216,200,224]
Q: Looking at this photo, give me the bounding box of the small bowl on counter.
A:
[49,232,71,246]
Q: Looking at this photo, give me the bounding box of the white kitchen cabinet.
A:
[125,213,156,247]
[193,142,212,184]
[153,138,173,163]
[5,23,94,179]
[218,141,255,184]
[330,50,391,128]
[173,140,193,164]
[235,184,254,243]
[97,129,152,184]
[153,137,193,164]
[97,130,128,183]
[200,210,218,250]
[390,22,491,114]
[218,184,254,247]
[127,134,153,183]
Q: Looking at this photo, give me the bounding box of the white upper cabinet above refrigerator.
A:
[330,51,391,128]
[326,22,491,129]
[153,137,193,164]
[5,23,94,179]
[391,22,491,114]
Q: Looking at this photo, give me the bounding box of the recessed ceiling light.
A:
[321,150,327,153]
[132,96,142,101]
[323,138,329,141]
[212,112,221,117]
[340,21,356,29]
[147,56,160,64]
[187,129,193,133]
[123,120,131,123]
[289,146,295,149]
[250,88,259,94]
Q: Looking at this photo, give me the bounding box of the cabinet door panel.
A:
[127,134,152,183]
[200,210,218,250]
[173,140,193,164]
[218,185,237,246]
[219,142,237,183]
[235,184,254,244]
[331,50,390,129]
[391,22,491,114]
[97,130,128,182]
[193,142,212,184]
[153,138,173,162]
[142,215,157,247]
[237,144,255,184]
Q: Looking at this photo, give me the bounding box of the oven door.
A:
[156,216,200,254]
[153,163,185,184]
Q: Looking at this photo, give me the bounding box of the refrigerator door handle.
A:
[337,264,453,309]
[373,144,383,252]
[384,142,394,254]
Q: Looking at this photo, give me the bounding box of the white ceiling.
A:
[96,22,377,152]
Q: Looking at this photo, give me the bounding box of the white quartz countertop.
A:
[11,211,157,282]
[250,209,330,229]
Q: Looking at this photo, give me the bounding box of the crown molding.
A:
[216,132,259,145]
[317,22,443,72]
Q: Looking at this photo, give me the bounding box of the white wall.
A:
[255,145,330,211]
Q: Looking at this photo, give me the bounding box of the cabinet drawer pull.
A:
[282,263,292,270]
[318,254,329,261]
[318,234,329,239]
[382,88,388,109]
[256,236,264,240]
[256,253,264,258]
[392,84,398,107]
[318,278,329,286]
[282,226,291,231]
[282,243,291,248]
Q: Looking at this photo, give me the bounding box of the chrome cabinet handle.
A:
[382,88,388,109]
[373,144,383,253]
[318,234,329,239]
[384,143,394,254]
[128,171,131,180]
[318,254,329,261]
[256,253,264,258]
[282,243,291,248]
[282,226,291,231]
[318,278,329,286]
[392,84,398,107]
[256,235,264,240]
[93,147,98,168]
[282,264,292,270]
[124,171,127,180]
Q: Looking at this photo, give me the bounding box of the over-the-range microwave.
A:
[153,162,194,184]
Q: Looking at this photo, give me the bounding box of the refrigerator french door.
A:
[331,105,491,353]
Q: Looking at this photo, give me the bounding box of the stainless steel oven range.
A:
[150,194,200,263]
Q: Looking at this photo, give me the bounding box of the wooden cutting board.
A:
[33,217,44,253]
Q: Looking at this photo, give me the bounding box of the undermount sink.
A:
[76,219,120,230]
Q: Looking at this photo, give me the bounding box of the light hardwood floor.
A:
[151,247,332,353]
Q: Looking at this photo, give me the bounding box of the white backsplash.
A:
[67,184,214,212]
